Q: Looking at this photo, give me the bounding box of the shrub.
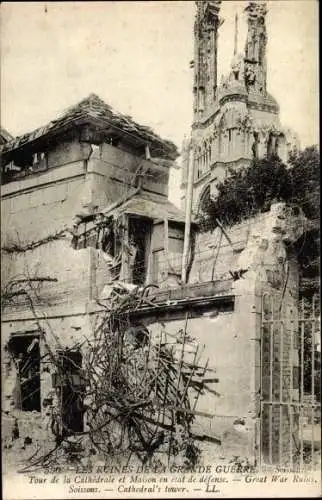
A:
[198,146,320,232]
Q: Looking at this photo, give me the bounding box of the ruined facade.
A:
[1,2,318,471]
[181,1,299,213]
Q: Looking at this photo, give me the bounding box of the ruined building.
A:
[1,1,319,470]
[1,94,187,448]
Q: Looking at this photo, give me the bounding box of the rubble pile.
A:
[59,283,214,469]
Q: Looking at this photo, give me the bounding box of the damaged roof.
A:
[106,191,187,224]
[0,94,179,162]
[0,128,13,145]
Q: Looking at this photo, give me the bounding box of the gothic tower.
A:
[181,1,298,214]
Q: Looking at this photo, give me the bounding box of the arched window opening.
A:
[275,136,280,154]
[228,128,237,157]
[252,131,259,158]
[198,185,211,216]
[203,142,207,174]
[267,133,278,157]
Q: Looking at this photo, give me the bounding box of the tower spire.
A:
[244,1,267,63]
[193,1,222,123]
[244,1,268,94]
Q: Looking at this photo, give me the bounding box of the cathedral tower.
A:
[181,1,298,214]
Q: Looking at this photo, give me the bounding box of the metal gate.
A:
[260,293,320,470]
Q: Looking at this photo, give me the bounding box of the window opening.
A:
[8,334,41,412]
[198,185,211,216]
[252,131,259,158]
[55,349,85,435]
[99,219,122,280]
[128,217,152,286]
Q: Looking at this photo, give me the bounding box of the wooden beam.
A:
[120,213,130,282]
[163,218,169,279]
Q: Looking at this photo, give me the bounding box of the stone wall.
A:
[144,300,259,461]
[87,143,170,211]
[1,142,93,320]
[189,203,306,285]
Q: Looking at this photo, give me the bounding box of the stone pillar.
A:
[233,203,306,466]
[258,131,268,158]
[232,272,262,464]
[213,132,220,162]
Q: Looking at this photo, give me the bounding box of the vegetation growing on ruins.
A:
[198,146,320,230]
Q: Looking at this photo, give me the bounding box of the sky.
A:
[1,1,319,204]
